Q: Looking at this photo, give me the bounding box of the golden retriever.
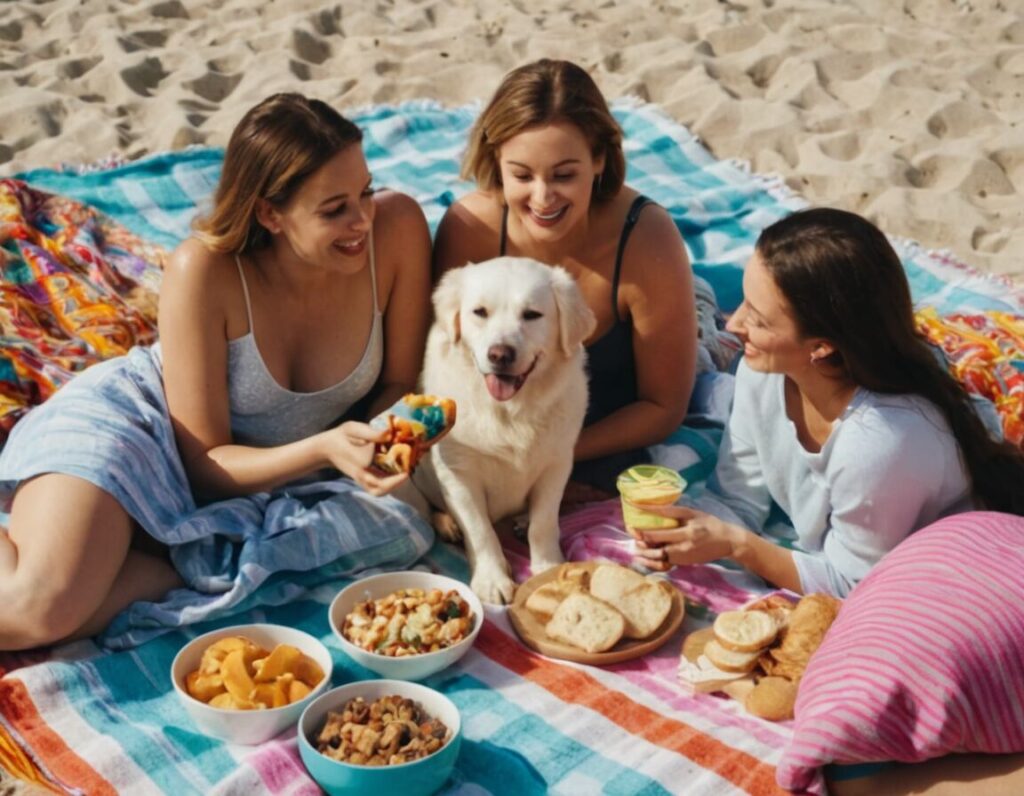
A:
[413,257,596,604]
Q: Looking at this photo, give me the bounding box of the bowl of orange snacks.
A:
[329,571,482,681]
[170,623,333,745]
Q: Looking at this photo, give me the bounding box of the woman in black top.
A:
[433,59,700,495]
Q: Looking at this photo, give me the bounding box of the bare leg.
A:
[0,474,180,650]
[828,752,1024,796]
[67,548,183,641]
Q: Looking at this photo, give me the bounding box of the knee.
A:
[0,587,83,651]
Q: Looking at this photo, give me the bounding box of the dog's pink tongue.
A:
[485,374,518,401]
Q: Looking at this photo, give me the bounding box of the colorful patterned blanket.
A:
[1,100,1022,795]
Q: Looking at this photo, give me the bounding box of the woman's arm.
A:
[158,241,405,500]
[633,506,802,592]
[575,205,699,460]
[365,191,433,418]
[631,361,799,588]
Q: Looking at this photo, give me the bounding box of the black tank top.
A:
[500,195,652,426]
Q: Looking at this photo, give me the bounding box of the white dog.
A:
[413,257,596,604]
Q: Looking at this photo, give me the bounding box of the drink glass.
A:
[616,465,686,537]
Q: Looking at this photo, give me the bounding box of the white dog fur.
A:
[412,257,596,604]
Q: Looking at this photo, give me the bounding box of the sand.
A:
[0,0,1021,284]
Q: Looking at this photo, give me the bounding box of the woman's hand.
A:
[628,501,742,571]
[322,421,409,496]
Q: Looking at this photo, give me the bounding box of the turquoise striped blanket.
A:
[2,100,1022,796]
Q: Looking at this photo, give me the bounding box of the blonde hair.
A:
[462,59,626,202]
[194,93,363,253]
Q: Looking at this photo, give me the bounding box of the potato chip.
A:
[185,635,325,711]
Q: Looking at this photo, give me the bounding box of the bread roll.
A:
[744,676,798,721]
[545,592,624,654]
[704,639,762,673]
[713,610,778,652]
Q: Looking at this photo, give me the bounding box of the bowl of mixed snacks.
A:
[298,679,461,796]
[328,571,482,681]
[170,623,333,744]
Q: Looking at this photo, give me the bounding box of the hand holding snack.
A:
[632,507,739,570]
[322,421,410,496]
[370,394,457,475]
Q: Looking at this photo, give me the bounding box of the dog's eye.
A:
[473,307,488,318]
[522,310,543,321]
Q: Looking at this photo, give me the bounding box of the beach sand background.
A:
[1,0,1021,286]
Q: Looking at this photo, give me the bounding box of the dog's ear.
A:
[432,266,465,344]
[551,266,597,357]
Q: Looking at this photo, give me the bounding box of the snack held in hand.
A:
[371,393,457,474]
[616,465,686,535]
[185,635,325,710]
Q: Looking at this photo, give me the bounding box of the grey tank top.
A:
[227,239,384,447]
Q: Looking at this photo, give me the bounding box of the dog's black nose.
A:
[487,344,516,368]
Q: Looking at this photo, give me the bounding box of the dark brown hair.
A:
[461,59,625,202]
[756,207,1024,515]
[194,93,363,253]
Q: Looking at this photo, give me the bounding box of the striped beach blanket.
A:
[2,100,1023,795]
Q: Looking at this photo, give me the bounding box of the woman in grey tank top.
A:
[0,93,433,649]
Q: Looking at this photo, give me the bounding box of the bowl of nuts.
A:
[170,623,333,745]
[298,679,461,796]
[329,571,482,681]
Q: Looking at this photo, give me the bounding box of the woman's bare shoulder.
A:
[372,188,427,226]
[161,238,239,314]
[625,198,691,272]
[434,190,504,272]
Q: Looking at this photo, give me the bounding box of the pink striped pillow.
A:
[778,512,1024,793]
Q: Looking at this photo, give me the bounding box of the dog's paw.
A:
[471,569,517,605]
[530,551,564,576]
[431,510,462,543]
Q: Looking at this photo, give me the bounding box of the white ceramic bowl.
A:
[298,679,462,796]
[328,571,483,681]
[170,623,334,745]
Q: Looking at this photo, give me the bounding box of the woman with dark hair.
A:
[0,93,433,649]
[434,59,705,495]
[632,208,1024,596]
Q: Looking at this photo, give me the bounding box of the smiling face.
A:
[265,144,375,274]
[726,252,821,374]
[497,121,604,243]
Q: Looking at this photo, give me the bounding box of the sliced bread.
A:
[545,592,624,654]
[589,564,647,603]
[524,580,579,620]
[704,638,762,673]
[713,609,778,653]
[606,582,672,639]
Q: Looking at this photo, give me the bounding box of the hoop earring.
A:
[594,172,603,194]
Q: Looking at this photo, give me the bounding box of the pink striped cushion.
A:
[778,511,1024,793]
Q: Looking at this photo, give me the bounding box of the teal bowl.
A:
[298,680,462,796]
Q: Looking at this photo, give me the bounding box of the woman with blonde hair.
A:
[0,93,434,650]
[434,59,708,495]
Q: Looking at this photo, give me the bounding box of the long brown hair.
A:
[194,93,362,253]
[462,59,625,202]
[756,207,1024,515]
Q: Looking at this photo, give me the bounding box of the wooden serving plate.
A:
[507,561,686,665]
